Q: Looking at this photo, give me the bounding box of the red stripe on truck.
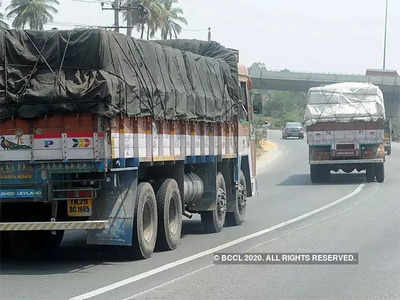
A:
[34,133,62,139]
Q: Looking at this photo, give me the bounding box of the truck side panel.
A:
[0,114,254,246]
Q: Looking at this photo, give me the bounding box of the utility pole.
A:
[114,0,120,33]
[101,0,120,33]
[101,2,149,33]
[383,0,388,71]
[208,27,211,41]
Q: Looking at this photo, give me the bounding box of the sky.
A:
[0,0,399,74]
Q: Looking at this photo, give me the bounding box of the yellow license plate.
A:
[67,199,93,217]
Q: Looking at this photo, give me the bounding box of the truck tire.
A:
[155,179,182,251]
[321,166,330,181]
[38,230,64,249]
[225,171,247,226]
[132,182,158,259]
[310,165,329,183]
[310,165,319,183]
[0,232,8,257]
[376,163,385,183]
[201,172,227,233]
[311,165,326,183]
[366,166,375,182]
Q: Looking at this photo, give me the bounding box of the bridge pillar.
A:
[384,89,400,139]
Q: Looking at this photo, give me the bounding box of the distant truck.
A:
[0,30,255,259]
[304,82,386,183]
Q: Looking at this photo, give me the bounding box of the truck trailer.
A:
[0,29,255,259]
[305,82,386,183]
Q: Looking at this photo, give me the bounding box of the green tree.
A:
[254,90,307,128]
[249,62,268,77]
[0,13,9,29]
[144,1,163,40]
[159,0,187,39]
[124,0,162,39]
[124,0,186,40]
[6,0,59,30]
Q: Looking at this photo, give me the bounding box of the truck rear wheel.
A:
[366,166,375,182]
[376,163,385,183]
[37,230,64,249]
[225,171,247,226]
[201,172,227,233]
[0,232,8,257]
[310,165,330,183]
[310,165,319,183]
[156,179,182,251]
[132,182,158,259]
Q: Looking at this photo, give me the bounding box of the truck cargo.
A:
[0,29,255,259]
[304,82,386,183]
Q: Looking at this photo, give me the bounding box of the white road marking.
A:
[121,264,214,300]
[70,183,365,300]
[127,191,365,299]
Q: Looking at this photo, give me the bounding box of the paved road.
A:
[1,130,399,300]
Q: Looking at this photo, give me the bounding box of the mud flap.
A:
[87,169,137,246]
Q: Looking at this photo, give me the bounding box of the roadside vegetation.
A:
[6,0,60,30]
[253,90,307,129]
[1,0,187,40]
[249,62,307,130]
[125,0,187,40]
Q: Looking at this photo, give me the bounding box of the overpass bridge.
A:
[251,70,400,119]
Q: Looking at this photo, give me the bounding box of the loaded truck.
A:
[305,82,386,183]
[0,30,255,258]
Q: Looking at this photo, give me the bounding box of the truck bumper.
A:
[0,220,108,231]
[310,158,384,165]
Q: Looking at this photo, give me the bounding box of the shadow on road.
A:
[0,244,123,275]
[278,173,367,186]
[0,219,208,275]
[182,219,207,235]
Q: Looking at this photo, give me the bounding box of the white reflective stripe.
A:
[310,158,384,165]
[0,220,108,231]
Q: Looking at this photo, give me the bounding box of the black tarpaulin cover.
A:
[0,29,239,121]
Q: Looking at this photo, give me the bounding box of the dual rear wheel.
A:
[201,173,227,233]
[201,171,248,232]
[366,164,385,183]
[310,165,330,183]
[131,179,182,259]
[131,170,248,259]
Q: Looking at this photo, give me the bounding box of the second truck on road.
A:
[305,82,386,183]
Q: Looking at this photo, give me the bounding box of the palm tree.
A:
[123,0,140,37]
[124,0,162,39]
[6,0,59,30]
[0,13,9,29]
[159,0,187,40]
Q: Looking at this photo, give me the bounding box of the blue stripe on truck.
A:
[0,189,42,199]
